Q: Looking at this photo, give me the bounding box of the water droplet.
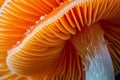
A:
[35,20,39,24]
[30,26,34,30]
[23,26,34,37]
[27,29,31,34]
[40,15,45,20]
[16,41,21,45]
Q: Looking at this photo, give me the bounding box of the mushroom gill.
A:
[0,0,64,79]
[0,0,120,80]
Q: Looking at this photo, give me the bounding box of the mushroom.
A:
[0,0,120,80]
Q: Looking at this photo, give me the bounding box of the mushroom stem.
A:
[70,23,114,80]
[86,37,114,80]
[85,32,114,80]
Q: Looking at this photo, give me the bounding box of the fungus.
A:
[0,0,120,80]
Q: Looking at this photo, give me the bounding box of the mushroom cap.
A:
[0,0,120,80]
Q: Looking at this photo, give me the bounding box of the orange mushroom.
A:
[0,0,120,80]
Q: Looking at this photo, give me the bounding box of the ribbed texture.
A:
[30,41,85,80]
[0,0,64,80]
[0,0,120,80]
[0,0,64,52]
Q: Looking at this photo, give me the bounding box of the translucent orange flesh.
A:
[0,0,120,80]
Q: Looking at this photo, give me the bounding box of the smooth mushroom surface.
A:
[0,0,120,80]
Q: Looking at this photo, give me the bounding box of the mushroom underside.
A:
[0,0,120,80]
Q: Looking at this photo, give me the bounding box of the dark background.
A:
[116,73,120,80]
